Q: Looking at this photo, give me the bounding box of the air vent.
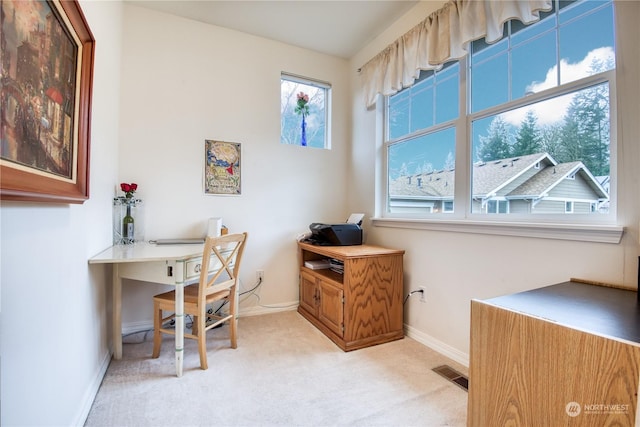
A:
[432,365,468,391]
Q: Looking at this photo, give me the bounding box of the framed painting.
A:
[0,0,95,203]
[205,140,241,196]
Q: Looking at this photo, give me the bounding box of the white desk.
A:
[89,242,212,377]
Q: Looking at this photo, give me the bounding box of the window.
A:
[566,201,574,213]
[487,200,509,214]
[387,64,458,214]
[384,0,615,225]
[281,73,331,148]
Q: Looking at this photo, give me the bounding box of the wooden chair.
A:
[152,232,248,370]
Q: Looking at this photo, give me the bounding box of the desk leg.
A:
[175,261,185,377]
[113,264,123,359]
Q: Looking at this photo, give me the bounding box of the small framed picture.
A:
[204,140,241,196]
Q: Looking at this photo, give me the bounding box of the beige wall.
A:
[117,5,351,328]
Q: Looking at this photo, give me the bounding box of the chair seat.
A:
[154,284,231,307]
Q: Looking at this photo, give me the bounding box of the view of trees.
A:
[475,60,611,177]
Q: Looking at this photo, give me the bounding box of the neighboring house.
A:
[389,153,609,214]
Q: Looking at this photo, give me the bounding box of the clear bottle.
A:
[123,203,135,244]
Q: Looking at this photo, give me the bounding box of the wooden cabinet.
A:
[468,280,640,427]
[297,242,404,351]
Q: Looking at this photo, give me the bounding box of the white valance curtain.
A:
[360,0,552,108]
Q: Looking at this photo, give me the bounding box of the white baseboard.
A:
[122,320,154,335]
[404,323,469,368]
[75,349,111,426]
[237,301,299,317]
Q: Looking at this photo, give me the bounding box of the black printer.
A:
[307,223,362,246]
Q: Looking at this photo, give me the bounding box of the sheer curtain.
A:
[360,0,552,108]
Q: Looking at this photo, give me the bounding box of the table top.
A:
[298,241,404,258]
[89,242,205,264]
[484,280,640,345]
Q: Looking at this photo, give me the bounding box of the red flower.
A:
[120,182,138,198]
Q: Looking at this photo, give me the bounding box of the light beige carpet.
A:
[85,311,468,426]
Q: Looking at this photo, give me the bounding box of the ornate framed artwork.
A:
[0,0,95,203]
[205,140,241,196]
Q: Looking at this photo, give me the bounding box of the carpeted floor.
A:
[85,310,468,426]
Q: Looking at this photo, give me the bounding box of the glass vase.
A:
[113,197,144,245]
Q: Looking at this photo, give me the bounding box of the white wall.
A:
[116,5,351,329]
[0,1,123,425]
[349,0,640,364]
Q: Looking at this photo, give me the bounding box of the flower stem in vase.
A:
[301,114,307,146]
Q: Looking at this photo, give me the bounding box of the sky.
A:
[388,0,615,177]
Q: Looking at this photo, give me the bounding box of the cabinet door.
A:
[318,280,344,338]
[299,270,318,316]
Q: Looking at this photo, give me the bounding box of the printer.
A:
[307,222,363,246]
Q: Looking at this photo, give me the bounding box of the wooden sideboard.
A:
[297,242,404,351]
[468,280,640,426]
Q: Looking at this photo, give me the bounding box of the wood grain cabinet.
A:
[297,242,404,351]
[468,281,640,427]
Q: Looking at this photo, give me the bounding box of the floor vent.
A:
[432,365,469,391]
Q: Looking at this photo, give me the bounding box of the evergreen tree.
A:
[539,122,564,160]
[512,110,541,157]
[559,82,610,175]
[476,116,512,162]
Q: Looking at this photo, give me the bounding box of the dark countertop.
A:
[485,281,640,344]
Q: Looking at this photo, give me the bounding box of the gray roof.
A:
[472,153,553,197]
[390,152,608,201]
[389,169,455,198]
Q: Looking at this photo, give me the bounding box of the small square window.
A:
[565,201,574,213]
[443,201,454,213]
[280,73,331,148]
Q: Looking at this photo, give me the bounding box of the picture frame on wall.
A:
[0,0,95,203]
[204,140,242,196]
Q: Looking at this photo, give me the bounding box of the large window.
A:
[385,0,615,223]
[281,73,331,149]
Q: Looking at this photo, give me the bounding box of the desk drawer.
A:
[184,255,231,282]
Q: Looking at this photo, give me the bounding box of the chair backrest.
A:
[198,232,248,300]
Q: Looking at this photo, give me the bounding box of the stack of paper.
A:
[305,259,331,270]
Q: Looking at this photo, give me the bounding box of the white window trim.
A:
[281,72,332,149]
[371,217,623,244]
[376,3,621,245]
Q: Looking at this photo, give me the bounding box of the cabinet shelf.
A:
[297,242,405,351]
[300,266,343,285]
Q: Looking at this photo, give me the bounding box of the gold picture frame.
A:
[0,0,95,203]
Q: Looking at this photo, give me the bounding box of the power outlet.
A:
[256,270,264,282]
[419,286,426,303]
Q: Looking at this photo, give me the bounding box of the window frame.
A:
[374,0,623,244]
[280,72,332,149]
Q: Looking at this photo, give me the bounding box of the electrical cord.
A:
[123,277,267,344]
[403,289,425,305]
[239,277,298,309]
